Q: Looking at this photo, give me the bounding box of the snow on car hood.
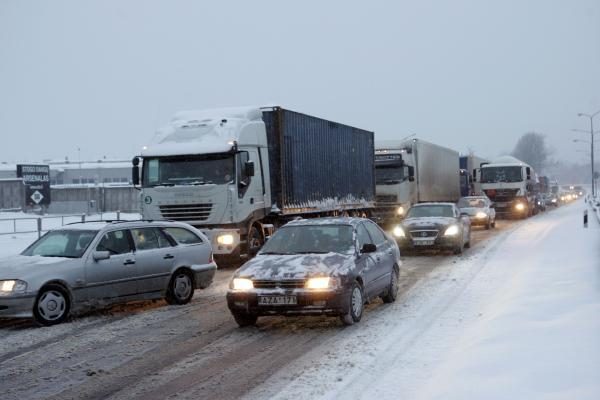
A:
[236,252,355,280]
[0,254,75,279]
[402,217,457,229]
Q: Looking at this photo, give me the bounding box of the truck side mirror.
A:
[245,161,255,177]
[526,167,531,180]
[472,169,477,182]
[407,166,415,182]
[132,157,140,186]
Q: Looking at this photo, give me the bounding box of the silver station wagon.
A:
[0,220,217,325]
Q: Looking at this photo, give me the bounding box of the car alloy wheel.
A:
[34,284,70,326]
[166,270,194,305]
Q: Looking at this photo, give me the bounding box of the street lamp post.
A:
[576,110,600,196]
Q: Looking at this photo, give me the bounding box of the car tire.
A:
[381,266,399,304]
[247,224,264,257]
[340,281,364,326]
[453,239,464,255]
[166,269,195,305]
[33,284,70,326]
[491,219,496,228]
[233,312,258,327]
[485,219,491,230]
[465,231,471,248]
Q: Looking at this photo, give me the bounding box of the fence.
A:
[0,211,140,238]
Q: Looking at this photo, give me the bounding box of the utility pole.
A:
[576,110,600,197]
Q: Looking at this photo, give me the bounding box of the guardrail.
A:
[0,211,139,238]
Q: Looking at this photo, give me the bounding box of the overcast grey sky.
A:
[1,0,599,166]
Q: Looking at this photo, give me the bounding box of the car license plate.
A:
[258,296,297,306]
[414,240,434,246]
[495,202,507,208]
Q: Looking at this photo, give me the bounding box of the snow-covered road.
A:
[0,202,597,400]
[244,201,600,400]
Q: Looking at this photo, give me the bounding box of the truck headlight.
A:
[396,206,405,216]
[217,233,235,245]
[444,225,460,236]
[475,212,487,219]
[305,277,332,290]
[231,278,253,290]
[393,226,406,238]
[0,280,27,295]
[515,203,525,211]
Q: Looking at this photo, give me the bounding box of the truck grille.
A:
[252,280,306,289]
[376,195,397,203]
[485,189,519,202]
[159,203,212,221]
[409,230,438,239]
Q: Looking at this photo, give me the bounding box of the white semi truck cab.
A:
[477,156,536,218]
[132,106,375,263]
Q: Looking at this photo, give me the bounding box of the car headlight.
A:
[305,277,334,290]
[475,211,487,219]
[551,198,557,203]
[515,203,525,211]
[0,280,27,295]
[231,278,253,290]
[444,225,460,236]
[396,206,405,216]
[217,233,235,246]
[393,226,406,238]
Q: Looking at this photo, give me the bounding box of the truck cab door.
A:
[236,150,265,213]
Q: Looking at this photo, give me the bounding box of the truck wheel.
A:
[233,312,258,327]
[247,225,264,256]
[340,281,364,326]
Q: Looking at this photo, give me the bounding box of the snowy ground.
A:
[0,201,597,400]
[244,200,600,400]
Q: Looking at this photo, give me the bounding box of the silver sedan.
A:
[0,220,217,325]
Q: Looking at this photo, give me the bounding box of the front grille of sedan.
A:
[159,203,212,221]
[409,230,438,239]
[252,280,306,289]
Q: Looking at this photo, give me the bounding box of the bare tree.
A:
[511,132,551,172]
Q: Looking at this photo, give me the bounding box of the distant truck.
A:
[132,106,375,263]
[374,138,461,228]
[460,154,489,196]
[476,156,536,218]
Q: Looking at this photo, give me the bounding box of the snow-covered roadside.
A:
[243,202,600,400]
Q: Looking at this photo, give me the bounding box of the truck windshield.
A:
[375,166,405,185]
[142,154,235,187]
[480,166,522,183]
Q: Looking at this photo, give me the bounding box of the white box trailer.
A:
[375,138,460,227]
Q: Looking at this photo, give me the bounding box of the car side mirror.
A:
[489,203,496,209]
[360,243,377,253]
[244,161,255,177]
[93,251,111,261]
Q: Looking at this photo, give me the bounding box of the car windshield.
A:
[260,225,355,255]
[406,205,454,218]
[142,153,235,186]
[458,198,486,208]
[21,230,98,258]
[480,166,523,183]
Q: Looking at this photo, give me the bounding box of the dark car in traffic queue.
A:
[226,217,401,327]
[392,202,471,254]
[0,220,216,325]
[457,196,496,229]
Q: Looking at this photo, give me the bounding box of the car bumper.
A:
[397,236,461,251]
[0,294,36,318]
[191,262,217,289]
[470,217,490,226]
[226,288,351,316]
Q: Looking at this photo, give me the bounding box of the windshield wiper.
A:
[260,251,291,255]
[154,182,175,187]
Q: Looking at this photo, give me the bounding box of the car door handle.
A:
[123,259,136,265]
[163,254,175,260]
